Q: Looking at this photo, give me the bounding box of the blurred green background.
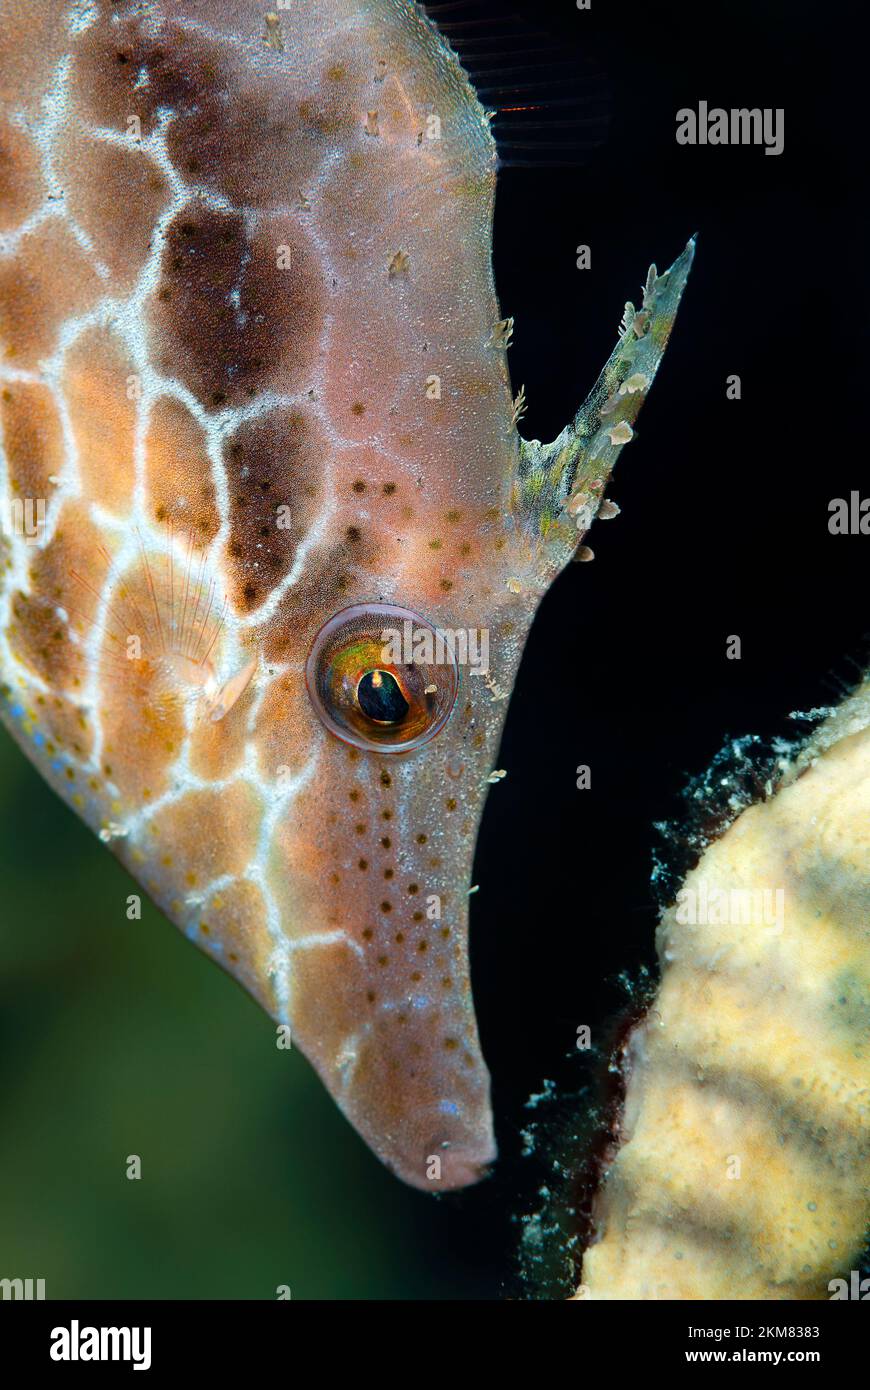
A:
[0,733,501,1300]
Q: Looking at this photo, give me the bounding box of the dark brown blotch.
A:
[149,204,324,413]
[222,406,326,613]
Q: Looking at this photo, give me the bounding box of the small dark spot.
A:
[383,482,397,495]
[380,770,391,788]
[416,833,427,844]
[358,858,368,870]
[346,526,361,543]
[351,402,365,416]
[381,900,392,913]
[381,835,391,848]
[407,883,419,895]
[352,480,366,494]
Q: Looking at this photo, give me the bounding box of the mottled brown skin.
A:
[0,0,691,1188]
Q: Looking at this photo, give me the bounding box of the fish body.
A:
[0,0,692,1188]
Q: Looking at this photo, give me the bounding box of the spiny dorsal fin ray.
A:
[512,236,696,560]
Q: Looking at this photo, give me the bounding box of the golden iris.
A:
[305,604,459,752]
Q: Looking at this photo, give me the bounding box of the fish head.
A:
[0,0,693,1189]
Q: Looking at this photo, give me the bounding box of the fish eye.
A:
[305,603,459,753]
[356,669,410,724]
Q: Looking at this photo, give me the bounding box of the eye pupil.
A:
[357,670,409,724]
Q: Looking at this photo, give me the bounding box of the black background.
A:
[418,0,868,1296]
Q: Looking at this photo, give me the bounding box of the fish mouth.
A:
[270,843,497,1191]
[402,1139,497,1195]
[336,1062,498,1194]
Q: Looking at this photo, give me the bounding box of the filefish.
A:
[0,0,692,1189]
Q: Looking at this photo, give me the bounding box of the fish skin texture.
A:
[0,0,692,1189]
